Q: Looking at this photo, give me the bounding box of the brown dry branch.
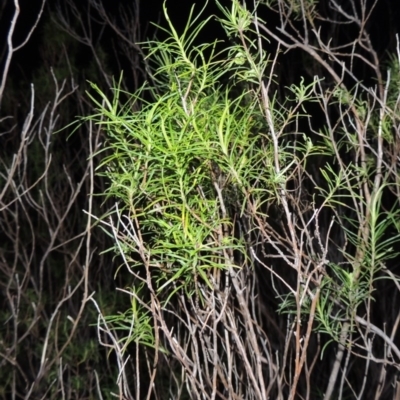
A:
[0,67,100,397]
[0,1,142,398]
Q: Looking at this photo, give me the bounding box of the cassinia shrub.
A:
[87,1,400,399]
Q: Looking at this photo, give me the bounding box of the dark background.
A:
[2,0,399,94]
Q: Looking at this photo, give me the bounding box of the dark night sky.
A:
[0,0,231,83]
[1,0,400,90]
